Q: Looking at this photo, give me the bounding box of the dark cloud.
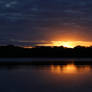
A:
[0,0,92,45]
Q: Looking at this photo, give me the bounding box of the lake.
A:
[0,60,92,92]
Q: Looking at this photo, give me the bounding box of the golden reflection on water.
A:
[62,64,77,74]
[51,64,91,75]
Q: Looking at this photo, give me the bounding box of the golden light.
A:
[51,65,61,74]
[52,41,92,48]
[79,66,91,72]
[24,46,33,48]
[50,64,77,74]
[31,40,92,48]
[52,41,74,48]
[62,64,77,74]
[50,64,91,75]
[55,65,61,74]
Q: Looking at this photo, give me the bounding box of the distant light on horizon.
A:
[23,46,33,48]
[35,41,92,48]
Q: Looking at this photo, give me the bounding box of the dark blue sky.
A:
[0,0,92,46]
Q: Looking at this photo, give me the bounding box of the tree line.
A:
[0,45,92,58]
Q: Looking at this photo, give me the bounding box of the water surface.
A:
[0,62,92,92]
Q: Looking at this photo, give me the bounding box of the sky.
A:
[0,0,92,47]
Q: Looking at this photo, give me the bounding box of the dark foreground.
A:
[1,45,92,58]
[0,61,92,92]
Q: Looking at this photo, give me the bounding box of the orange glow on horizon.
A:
[52,41,75,48]
[52,41,92,48]
[36,41,92,48]
[23,40,92,48]
[24,46,33,48]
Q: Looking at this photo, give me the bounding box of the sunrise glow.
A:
[35,40,92,48]
[52,41,92,48]
[52,41,75,48]
[24,46,33,48]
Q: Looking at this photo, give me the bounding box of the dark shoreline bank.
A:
[1,45,92,58]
